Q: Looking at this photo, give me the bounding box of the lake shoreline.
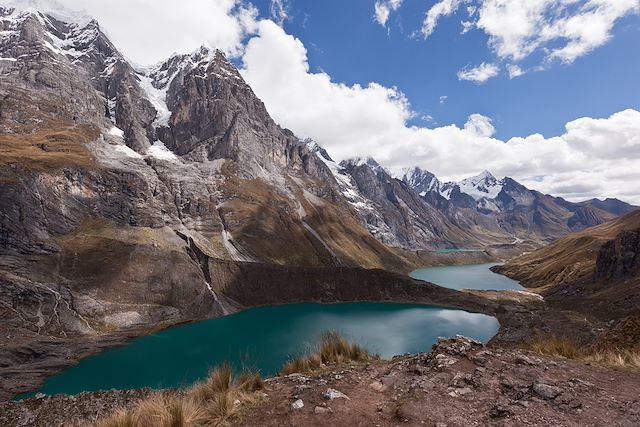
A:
[0,260,605,401]
[30,303,499,396]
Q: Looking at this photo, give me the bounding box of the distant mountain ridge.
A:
[400,166,636,244]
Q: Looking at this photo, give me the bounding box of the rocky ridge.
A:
[401,167,636,245]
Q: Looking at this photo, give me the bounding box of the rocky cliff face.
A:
[0,7,414,347]
[596,229,640,279]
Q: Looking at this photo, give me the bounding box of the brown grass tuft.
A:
[583,350,640,369]
[236,371,264,393]
[93,408,139,427]
[281,331,374,375]
[93,365,265,427]
[529,335,582,359]
[208,363,233,394]
[528,335,640,370]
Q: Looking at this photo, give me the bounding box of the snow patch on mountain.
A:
[5,0,91,26]
[108,127,124,138]
[439,183,455,200]
[345,157,387,175]
[137,73,172,127]
[403,167,441,195]
[309,143,373,210]
[114,144,142,159]
[147,141,178,161]
[457,170,504,200]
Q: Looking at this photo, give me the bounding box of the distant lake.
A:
[410,263,524,291]
[29,303,499,396]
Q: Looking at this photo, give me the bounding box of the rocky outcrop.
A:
[240,336,640,426]
[596,229,640,279]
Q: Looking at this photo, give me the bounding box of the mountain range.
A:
[0,6,637,396]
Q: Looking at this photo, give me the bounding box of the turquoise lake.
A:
[31,302,499,396]
[410,262,524,291]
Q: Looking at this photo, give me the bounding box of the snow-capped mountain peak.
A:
[402,167,440,196]
[3,1,92,26]
[139,46,243,128]
[457,170,504,200]
[342,157,386,174]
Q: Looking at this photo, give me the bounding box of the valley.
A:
[0,4,639,426]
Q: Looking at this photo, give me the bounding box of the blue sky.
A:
[248,0,640,140]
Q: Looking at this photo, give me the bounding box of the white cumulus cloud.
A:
[417,0,640,80]
[241,22,640,203]
[422,0,462,38]
[6,0,259,65]
[374,0,403,27]
[457,62,499,83]
[477,0,640,64]
[464,114,495,137]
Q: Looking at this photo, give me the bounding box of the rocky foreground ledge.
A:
[2,337,639,427]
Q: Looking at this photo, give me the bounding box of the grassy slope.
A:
[494,210,640,290]
[494,210,640,319]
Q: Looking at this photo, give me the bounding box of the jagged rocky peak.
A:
[145,46,244,94]
[341,156,387,175]
[457,170,505,200]
[4,6,112,61]
[305,139,335,163]
[402,166,440,195]
[134,43,304,176]
[401,167,508,202]
[0,7,110,128]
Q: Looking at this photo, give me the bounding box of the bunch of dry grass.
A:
[281,331,374,375]
[583,350,640,369]
[529,335,582,359]
[93,364,264,427]
[94,394,205,427]
[528,335,640,370]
